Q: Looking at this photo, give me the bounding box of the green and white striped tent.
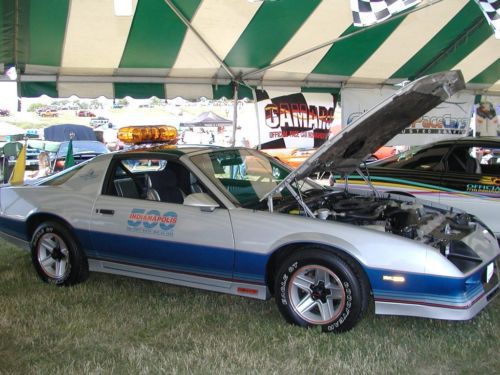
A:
[0,0,499,99]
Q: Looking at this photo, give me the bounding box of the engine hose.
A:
[341,211,382,220]
[385,209,406,217]
[449,221,472,232]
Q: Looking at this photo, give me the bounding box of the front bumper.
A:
[372,258,499,320]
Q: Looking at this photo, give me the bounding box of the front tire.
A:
[274,249,367,333]
[31,221,89,286]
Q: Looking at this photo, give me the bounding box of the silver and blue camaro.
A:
[0,71,498,332]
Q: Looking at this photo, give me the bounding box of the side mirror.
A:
[183,193,219,212]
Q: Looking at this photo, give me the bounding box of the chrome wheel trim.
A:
[288,265,346,325]
[36,233,70,280]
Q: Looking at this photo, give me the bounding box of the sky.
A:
[0,82,17,112]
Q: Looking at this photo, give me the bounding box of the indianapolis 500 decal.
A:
[127,208,177,236]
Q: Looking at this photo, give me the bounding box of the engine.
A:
[277,190,477,246]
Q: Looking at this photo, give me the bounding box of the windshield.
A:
[191,149,316,207]
[57,141,108,156]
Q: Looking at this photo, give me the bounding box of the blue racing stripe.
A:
[90,230,268,284]
[365,266,485,306]
[0,216,27,240]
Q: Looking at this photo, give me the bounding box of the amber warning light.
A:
[117,125,178,144]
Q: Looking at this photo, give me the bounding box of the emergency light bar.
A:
[117,126,177,144]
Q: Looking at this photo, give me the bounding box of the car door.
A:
[439,142,500,235]
[89,155,235,284]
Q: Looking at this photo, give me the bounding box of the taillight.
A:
[55,160,65,169]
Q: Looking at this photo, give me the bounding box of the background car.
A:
[25,146,41,170]
[77,110,96,117]
[338,137,500,238]
[368,146,398,161]
[262,148,316,168]
[38,109,58,117]
[89,116,109,128]
[265,146,397,169]
[50,140,109,172]
[24,129,41,139]
[0,141,40,174]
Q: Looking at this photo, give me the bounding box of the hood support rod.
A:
[355,166,378,196]
[284,180,316,218]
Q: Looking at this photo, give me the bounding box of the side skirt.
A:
[0,231,30,251]
[88,259,270,300]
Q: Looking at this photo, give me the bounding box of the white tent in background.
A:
[180,111,232,128]
[168,97,192,106]
[0,122,24,141]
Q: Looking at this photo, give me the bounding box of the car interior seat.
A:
[465,155,481,174]
[147,168,185,203]
[145,174,160,201]
[450,149,481,174]
[189,173,204,194]
[114,178,140,199]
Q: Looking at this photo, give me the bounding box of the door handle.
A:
[96,209,115,215]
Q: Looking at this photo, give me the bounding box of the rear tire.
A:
[31,221,89,286]
[274,248,367,333]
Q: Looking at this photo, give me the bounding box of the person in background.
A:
[30,151,51,179]
[476,101,499,136]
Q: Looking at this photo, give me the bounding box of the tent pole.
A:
[252,88,261,150]
[231,82,239,147]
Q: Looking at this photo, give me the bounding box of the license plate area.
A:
[483,260,499,294]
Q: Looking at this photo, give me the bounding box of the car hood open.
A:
[266,70,465,199]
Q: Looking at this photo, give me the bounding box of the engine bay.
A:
[275,189,478,247]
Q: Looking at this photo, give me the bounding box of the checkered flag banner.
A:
[350,0,421,27]
[475,0,500,39]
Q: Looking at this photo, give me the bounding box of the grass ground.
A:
[0,240,498,374]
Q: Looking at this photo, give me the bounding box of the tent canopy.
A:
[1,0,499,99]
[43,124,97,142]
[180,111,232,127]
